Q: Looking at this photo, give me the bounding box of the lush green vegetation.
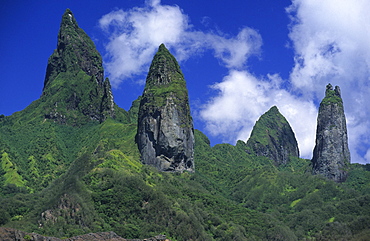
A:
[247,106,286,145]
[321,87,343,107]
[43,9,104,89]
[245,106,299,166]
[139,44,192,128]
[1,111,369,240]
[1,10,369,241]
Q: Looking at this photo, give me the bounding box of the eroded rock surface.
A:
[136,44,194,172]
[311,84,350,182]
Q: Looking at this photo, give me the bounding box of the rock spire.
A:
[41,9,114,124]
[311,84,350,182]
[136,44,194,172]
[246,106,299,165]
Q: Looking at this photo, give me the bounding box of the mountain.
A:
[1,9,370,241]
[136,44,194,172]
[246,106,299,166]
[0,9,131,192]
[42,9,115,125]
[312,84,350,183]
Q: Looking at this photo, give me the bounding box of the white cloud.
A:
[99,0,261,87]
[287,0,370,163]
[288,0,370,96]
[200,0,370,162]
[99,2,189,87]
[99,0,370,163]
[205,28,262,69]
[198,0,370,163]
[200,70,317,158]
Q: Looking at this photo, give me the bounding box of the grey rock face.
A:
[137,44,194,172]
[312,84,350,182]
[246,106,299,165]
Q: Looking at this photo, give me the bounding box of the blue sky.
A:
[1,0,370,164]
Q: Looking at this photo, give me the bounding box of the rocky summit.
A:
[136,44,194,172]
[41,9,114,125]
[312,84,350,182]
[246,106,299,165]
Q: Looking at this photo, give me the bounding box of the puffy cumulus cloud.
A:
[288,0,370,95]
[199,0,370,162]
[99,0,261,87]
[287,0,370,163]
[98,1,315,158]
[99,0,370,163]
[99,1,189,86]
[200,70,317,158]
[204,28,262,69]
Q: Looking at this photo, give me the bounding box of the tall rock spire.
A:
[246,106,299,165]
[41,9,114,124]
[311,84,350,182]
[136,44,194,172]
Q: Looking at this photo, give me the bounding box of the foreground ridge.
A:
[0,227,170,241]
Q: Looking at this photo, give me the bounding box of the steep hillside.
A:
[0,9,134,191]
[42,9,115,124]
[1,9,370,241]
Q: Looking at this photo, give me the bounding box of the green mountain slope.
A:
[0,9,370,241]
[246,106,299,166]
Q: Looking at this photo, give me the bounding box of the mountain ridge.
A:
[1,9,369,241]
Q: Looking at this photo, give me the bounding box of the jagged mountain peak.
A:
[312,84,350,182]
[321,83,343,107]
[60,9,79,31]
[137,44,194,172]
[37,9,114,125]
[246,105,299,165]
[43,9,104,93]
[2,8,370,241]
[145,43,183,89]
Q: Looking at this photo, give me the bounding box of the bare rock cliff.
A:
[311,84,350,182]
[136,44,194,172]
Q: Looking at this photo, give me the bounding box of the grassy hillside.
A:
[1,110,370,240]
[1,9,369,241]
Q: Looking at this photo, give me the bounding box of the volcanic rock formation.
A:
[311,84,350,182]
[246,106,299,165]
[41,9,114,124]
[136,44,194,172]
